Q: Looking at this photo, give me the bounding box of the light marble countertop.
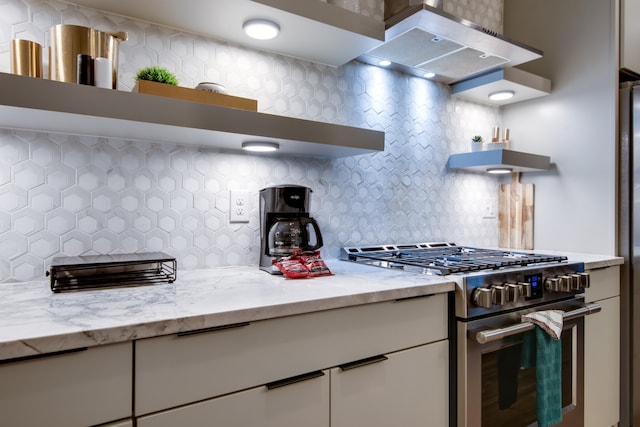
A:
[0,259,454,362]
[0,252,623,363]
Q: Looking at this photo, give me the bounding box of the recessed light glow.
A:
[378,59,391,67]
[242,141,280,152]
[243,19,280,40]
[486,167,513,174]
[489,90,515,101]
[423,72,436,78]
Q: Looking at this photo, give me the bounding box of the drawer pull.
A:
[0,347,88,365]
[339,354,388,371]
[265,370,325,390]
[176,321,250,337]
[395,294,435,302]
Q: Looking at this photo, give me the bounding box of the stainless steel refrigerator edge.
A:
[619,81,638,426]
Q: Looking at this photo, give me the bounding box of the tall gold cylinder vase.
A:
[48,24,127,88]
[11,39,43,78]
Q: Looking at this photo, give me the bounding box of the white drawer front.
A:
[585,266,620,302]
[331,340,449,427]
[138,370,330,427]
[135,294,447,414]
[0,342,132,427]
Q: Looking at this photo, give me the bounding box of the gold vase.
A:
[11,39,43,78]
[48,24,127,88]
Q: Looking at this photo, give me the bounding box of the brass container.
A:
[11,39,43,78]
[48,24,127,88]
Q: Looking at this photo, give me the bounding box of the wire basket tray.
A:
[47,252,177,293]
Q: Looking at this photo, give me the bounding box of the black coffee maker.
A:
[259,185,323,273]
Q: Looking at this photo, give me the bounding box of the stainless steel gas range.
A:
[341,242,601,427]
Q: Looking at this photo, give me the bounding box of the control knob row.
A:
[544,272,590,292]
[472,282,533,309]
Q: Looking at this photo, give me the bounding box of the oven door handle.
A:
[472,302,601,344]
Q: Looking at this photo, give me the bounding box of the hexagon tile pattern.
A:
[0,0,501,282]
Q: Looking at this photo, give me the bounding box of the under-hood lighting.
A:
[451,67,551,106]
[242,141,280,152]
[379,59,392,67]
[243,19,280,40]
[486,167,513,174]
[489,90,515,101]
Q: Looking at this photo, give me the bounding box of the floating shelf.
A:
[65,0,385,67]
[447,149,551,173]
[0,72,384,158]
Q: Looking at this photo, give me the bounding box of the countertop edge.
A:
[0,265,454,362]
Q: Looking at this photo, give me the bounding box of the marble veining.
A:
[0,260,454,361]
[0,253,622,362]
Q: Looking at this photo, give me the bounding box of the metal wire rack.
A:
[47,252,177,292]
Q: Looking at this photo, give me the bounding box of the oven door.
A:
[457,298,601,427]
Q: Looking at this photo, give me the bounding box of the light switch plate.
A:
[230,190,250,223]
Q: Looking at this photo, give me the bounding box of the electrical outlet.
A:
[230,190,250,223]
[482,199,497,219]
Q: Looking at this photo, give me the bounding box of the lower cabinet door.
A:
[137,369,329,427]
[0,342,132,427]
[331,341,449,427]
[584,295,620,427]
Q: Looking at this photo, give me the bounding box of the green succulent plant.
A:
[135,66,178,86]
[471,135,484,143]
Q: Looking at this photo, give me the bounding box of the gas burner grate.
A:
[341,243,567,275]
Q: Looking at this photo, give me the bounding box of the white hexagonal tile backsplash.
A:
[0,0,501,282]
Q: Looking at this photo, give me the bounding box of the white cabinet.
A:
[331,341,449,427]
[583,266,620,427]
[621,0,640,75]
[135,294,449,425]
[0,342,132,427]
[138,370,330,427]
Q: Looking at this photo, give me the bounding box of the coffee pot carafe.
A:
[259,185,324,274]
[268,217,323,257]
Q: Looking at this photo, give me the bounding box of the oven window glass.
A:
[481,333,573,426]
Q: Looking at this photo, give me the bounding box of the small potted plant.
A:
[135,66,178,86]
[132,65,180,98]
[471,135,484,152]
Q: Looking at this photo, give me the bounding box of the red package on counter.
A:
[273,257,309,279]
[299,251,333,277]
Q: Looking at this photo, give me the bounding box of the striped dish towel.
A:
[522,309,563,340]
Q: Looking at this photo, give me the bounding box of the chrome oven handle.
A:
[472,303,602,345]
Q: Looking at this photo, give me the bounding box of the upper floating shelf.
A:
[0,72,384,158]
[65,0,385,67]
[447,149,551,173]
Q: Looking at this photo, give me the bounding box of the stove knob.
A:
[558,275,572,292]
[569,274,582,290]
[493,285,508,305]
[519,281,533,298]
[545,277,560,292]
[506,283,522,302]
[579,272,590,288]
[472,287,494,308]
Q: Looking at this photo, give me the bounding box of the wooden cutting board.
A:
[498,172,534,249]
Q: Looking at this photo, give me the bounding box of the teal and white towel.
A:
[521,310,564,427]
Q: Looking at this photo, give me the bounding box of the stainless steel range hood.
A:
[358,0,543,84]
